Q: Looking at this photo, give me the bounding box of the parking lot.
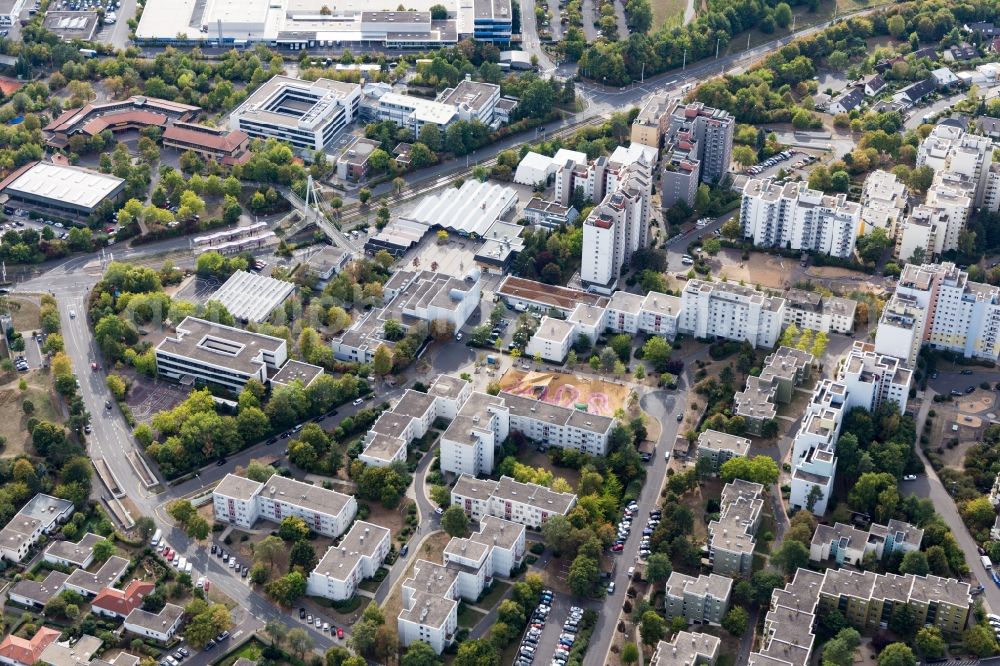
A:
[743,148,818,179]
[517,589,584,666]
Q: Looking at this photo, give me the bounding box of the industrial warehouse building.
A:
[0,162,125,219]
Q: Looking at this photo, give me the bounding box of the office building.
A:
[308,522,391,601]
[437,79,502,126]
[451,474,577,528]
[680,280,785,349]
[230,76,361,151]
[155,317,288,392]
[740,179,861,258]
[523,198,579,228]
[707,479,763,577]
[859,170,908,237]
[581,159,653,293]
[878,262,1000,362]
[782,289,856,335]
[735,346,813,436]
[650,632,720,666]
[810,519,923,566]
[44,95,199,149]
[664,572,732,625]
[837,340,912,415]
[213,473,356,539]
[0,162,125,220]
[161,122,250,166]
[336,137,384,181]
[788,379,847,517]
[209,270,296,324]
[696,430,750,474]
[305,245,352,281]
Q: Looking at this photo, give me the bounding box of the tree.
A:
[290,540,319,573]
[610,334,632,362]
[721,217,742,240]
[914,627,946,660]
[898,550,929,576]
[822,628,861,666]
[93,539,115,562]
[771,539,809,575]
[372,345,393,376]
[646,553,672,583]
[254,535,287,573]
[732,145,757,169]
[620,643,639,666]
[441,505,470,537]
[639,611,665,645]
[720,455,779,486]
[402,641,442,666]
[877,643,916,666]
[773,1,792,27]
[964,624,999,657]
[279,516,311,542]
[184,601,233,648]
[567,553,599,597]
[265,571,307,606]
[286,628,314,660]
[962,496,997,531]
[642,336,672,372]
[721,607,749,636]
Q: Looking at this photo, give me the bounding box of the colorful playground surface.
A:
[498,369,628,417]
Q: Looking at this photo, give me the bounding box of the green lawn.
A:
[651,0,687,29]
[457,604,487,629]
[476,581,511,610]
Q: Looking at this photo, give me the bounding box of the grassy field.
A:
[457,603,486,628]
[9,299,40,333]
[0,376,60,457]
[651,0,687,29]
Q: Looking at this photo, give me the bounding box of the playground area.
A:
[498,369,629,417]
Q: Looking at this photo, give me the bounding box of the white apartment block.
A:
[860,170,908,237]
[307,521,390,601]
[566,303,607,344]
[526,317,575,362]
[916,124,994,207]
[837,340,912,416]
[810,519,923,567]
[650,632,721,666]
[707,479,763,577]
[789,379,848,517]
[439,392,509,477]
[696,430,751,475]
[735,346,814,436]
[894,176,973,261]
[782,288,857,335]
[580,158,653,293]
[155,317,288,392]
[451,474,577,528]
[664,572,732,626]
[213,473,356,539]
[0,494,74,563]
[398,516,524,655]
[740,179,861,259]
[230,76,361,151]
[879,262,1000,362]
[680,280,785,349]
[985,162,1000,212]
[359,389,438,468]
[503,391,614,458]
[554,143,657,208]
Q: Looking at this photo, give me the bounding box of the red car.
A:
[611,544,624,552]
[203,580,211,592]
[105,227,115,234]
[336,627,344,639]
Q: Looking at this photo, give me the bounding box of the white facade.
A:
[359,389,438,467]
[525,317,575,362]
[740,179,860,258]
[123,604,184,643]
[451,475,577,529]
[789,379,848,516]
[916,124,993,207]
[0,495,74,563]
[580,159,653,293]
[213,473,357,539]
[782,289,857,335]
[307,522,391,601]
[678,280,784,348]
[860,170,908,237]
[881,262,1000,362]
[838,341,912,416]
[155,317,288,392]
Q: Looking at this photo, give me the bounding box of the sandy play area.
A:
[499,369,628,417]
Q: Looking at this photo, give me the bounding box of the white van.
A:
[151,529,162,546]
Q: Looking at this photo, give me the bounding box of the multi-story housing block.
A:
[213,473,356,539]
[307,522,391,601]
[650,633,720,666]
[664,572,732,625]
[916,124,994,206]
[359,389,438,467]
[788,379,847,516]
[735,346,813,435]
[450,474,577,528]
[439,392,508,476]
[860,170,908,237]
[666,101,735,184]
[678,280,785,348]
[740,179,861,258]
[874,293,926,367]
[837,341,911,415]
[695,430,750,474]
[810,519,923,566]
[782,289,857,335]
[707,479,763,577]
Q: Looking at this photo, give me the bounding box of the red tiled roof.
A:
[92,580,154,617]
[82,110,167,136]
[0,627,60,666]
[162,124,249,154]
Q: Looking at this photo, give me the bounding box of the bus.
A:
[79,48,97,58]
[982,554,992,571]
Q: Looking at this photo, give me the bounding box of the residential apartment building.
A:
[554,143,657,209]
[750,567,972,665]
[734,346,813,435]
[213,473,356,539]
[439,392,509,477]
[740,179,861,258]
[837,340,912,415]
[707,479,763,577]
[667,102,735,184]
[526,317,576,362]
[788,379,848,517]
[397,516,524,654]
[451,474,577,528]
[810,519,923,566]
[154,317,288,392]
[695,430,750,475]
[229,76,361,151]
[650,632,721,666]
[678,280,785,349]
[503,391,614,458]
[860,170,908,237]
[0,494,74,563]
[307,522,391,601]
[782,289,857,335]
[630,95,672,149]
[916,124,994,206]
[359,389,439,468]
[664,572,732,625]
[878,262,1000,362]
[581,158,653,293]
